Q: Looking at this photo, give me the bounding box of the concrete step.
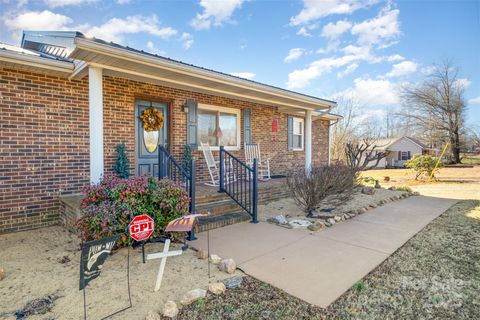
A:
[196,210,252,233]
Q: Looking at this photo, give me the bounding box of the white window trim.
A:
[197,103,241,151]
[292,117,304,151]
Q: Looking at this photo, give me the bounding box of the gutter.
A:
[0,49,73,73]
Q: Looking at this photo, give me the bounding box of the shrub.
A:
[406,155,442,180]
[384,176,390,182]
[286,164,359,215]
[112,143,131,179]
[182,144,193,172]
[77,175,189,245]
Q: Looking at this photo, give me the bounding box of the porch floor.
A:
[195,176,287,199]
[189,195,457,308]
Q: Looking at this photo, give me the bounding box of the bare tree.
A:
[330,95,359,162]
[345,138,389,170]
[400,60,466,163]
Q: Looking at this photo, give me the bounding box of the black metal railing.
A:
[219,146,258,223]
[158,145,196,214]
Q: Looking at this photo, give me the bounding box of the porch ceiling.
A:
[69,37,336,113]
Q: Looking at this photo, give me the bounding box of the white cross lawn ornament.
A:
[146,239,183,292]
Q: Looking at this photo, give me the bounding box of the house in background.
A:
[367,136,435,168]
[0,31,340,234]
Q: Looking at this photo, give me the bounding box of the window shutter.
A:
[244,109,252,144]
[398,151,401,160]
[288,116,293,150]
[407,151,411,159]
[186,100,198,146]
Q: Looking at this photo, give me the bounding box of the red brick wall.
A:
[0,68,330,234]
[102,76,329,180]
[0,67,89,233]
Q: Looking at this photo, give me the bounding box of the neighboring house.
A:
[0,31,340,233]
[366,136,432,168]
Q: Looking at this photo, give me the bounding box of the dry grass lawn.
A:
[360,166,480,200]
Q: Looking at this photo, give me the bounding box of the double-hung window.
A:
[400,151,411,160]
[292,117,304,150]
[197,104,240,150]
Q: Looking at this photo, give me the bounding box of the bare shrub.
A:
[286,164,360,216]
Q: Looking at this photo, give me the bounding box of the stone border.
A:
[307,191,419,231]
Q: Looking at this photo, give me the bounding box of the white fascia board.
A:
[0,49,73,73]
[72,38,336,110]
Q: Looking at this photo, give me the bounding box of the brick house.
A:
[0,31,339,234]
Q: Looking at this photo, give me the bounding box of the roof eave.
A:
[71,37,336,110]
[0,49,74,74]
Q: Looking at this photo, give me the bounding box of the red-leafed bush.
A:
[77,175,189,245]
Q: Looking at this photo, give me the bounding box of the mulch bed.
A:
[172,200,480,320]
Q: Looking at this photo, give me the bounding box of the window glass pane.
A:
[293,134,302,149]
[198,109,217,146]
[219,113,237,147]
[293,119,303,135]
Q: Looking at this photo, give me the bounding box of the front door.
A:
[135,100,168,176]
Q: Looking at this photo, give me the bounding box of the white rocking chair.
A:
[200,141,235,186]
[244,143,271,180]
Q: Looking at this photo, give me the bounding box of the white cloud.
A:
[297,26,312,37]
[230,72,255,80]
[387,54,404,62]
[82,15,177,43]
[290,0,379,26]
[420,65,436,75]
[44,0,97,7]
[146,41,166,56]
[284,48,305,63]
[287,44,380,89]
[117,0,131,4]
[180,32,194,49]
[191,0,244,30]
[455,78,471,89]
[468,96,480,105]
[4,10,72,35]
[321,19,352,39]
[336,63,358,78]
[335,78,399,106]
[386,60,417,77]
[351,8,400,46]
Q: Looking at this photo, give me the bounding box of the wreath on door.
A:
[140,107,164,132]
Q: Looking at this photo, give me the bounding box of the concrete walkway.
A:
[190,196,457,308]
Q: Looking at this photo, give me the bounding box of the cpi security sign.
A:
[129,214,154,241]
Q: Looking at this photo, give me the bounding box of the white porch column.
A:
[88,66,104,184]
[305,109,312,173]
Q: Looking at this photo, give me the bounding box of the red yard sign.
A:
[129,215,154,241]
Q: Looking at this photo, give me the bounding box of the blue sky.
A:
[1,0,479,126]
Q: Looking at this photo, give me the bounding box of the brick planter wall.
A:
[0,67,330,234]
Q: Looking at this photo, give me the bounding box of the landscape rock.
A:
[196,249,208,260]
[288,219,312,228]
[218,258,236,274]
[162,301,179,318]
[361,187,376,195]
[145,310,160,320]
[208,282,226,295]
[223,276,243,289]
[370,203,377,208]
[0,268,5,281]
[327,218,336,225]
[307,221,325,231]
[334,216,342,222]
[267,215,288,225]
[210,254,222,264]
[181,288,206,305]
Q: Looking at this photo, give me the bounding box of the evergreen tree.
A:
[113,143,131,178]
[182,144,193,172]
